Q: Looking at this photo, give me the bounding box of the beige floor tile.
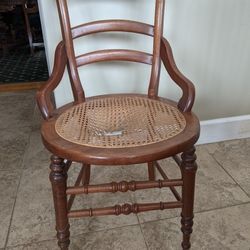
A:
[0,126,31,171]
[0,91,35,130]
[22,130,50,170]
[31,104,42,131]
[6,165,55,247]
[194,145,249,209]
[141,202,250,250]
[206,138,250,196]
[129,145,249,223]
[0,170,20,248]
[7,225,147,250]
[7,163,139,247]
[70,224,147,250]
[6,239,58,250]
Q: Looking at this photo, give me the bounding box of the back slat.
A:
[56,0,85,102]
[76,50,153,67]
[71,20,154,39]
[56,0,166,100]
[148,0,165,98]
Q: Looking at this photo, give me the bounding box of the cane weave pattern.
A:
[55,96,186,148]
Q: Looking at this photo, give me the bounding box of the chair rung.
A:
[173,155,182,167]
[155,161,182,201]
[66,179,183,195]
[64,160,72,173]
[68,201,183,218]
[67,166,84,210]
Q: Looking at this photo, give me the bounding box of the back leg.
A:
[82,163,91,185]
[148,162,155,181]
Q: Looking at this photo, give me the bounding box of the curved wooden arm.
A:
[160,38,195,112]
[36,42,67,119]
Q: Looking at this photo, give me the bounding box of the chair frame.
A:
[36,0,200,249]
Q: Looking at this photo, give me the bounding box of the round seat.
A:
[41,94,200,165]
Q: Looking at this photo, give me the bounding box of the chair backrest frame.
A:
[56,0,165,102]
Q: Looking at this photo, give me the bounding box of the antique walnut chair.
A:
[36,0,200,249]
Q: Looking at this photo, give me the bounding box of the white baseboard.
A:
[198,115,250,145]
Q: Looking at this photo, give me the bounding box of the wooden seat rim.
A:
[41,94,200,165]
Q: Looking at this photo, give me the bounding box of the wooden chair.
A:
[36,0,200,249]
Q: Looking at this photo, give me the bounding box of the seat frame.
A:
[36,0,200,249]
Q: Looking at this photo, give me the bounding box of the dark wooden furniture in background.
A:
[0,0,25,54]
[37,0,200,249]
[0,0,43,54]
[22,1,43,54]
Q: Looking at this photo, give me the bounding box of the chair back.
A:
[56,0,165,102]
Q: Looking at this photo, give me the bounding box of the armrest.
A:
[160,37,195,112]
[36,41,67,120]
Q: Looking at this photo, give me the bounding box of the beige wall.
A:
[38,0,250,120]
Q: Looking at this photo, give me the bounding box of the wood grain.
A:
[36,1,200,249]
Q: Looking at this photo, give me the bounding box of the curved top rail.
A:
[71,20,154,39]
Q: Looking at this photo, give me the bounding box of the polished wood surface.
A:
[56,0,84,103]
[66,179,183,195]
[71,20,154,39]
[148,0,165,98]
[76,49,153,67]
[0,81,44,92]
[37,42,67,119]
[40,95,199,165]
[68,201,183,218]
[36,1,200,249]
[160,38,195,112]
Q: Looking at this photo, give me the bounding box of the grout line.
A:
[70,222,142,242]
[7,221,143,249]
[138,220,150,250]
[3,109,35,249]
[4,237,56,249]
[139,200,250,227]
[194,200,250,215]
[132,193,149,250]
[205,147,250,199]
[6,201,250,249]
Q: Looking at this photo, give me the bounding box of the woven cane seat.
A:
[55,96,186,148]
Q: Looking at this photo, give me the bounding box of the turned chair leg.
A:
[147,162,155,181]
[82,163,91,185]
[180,146,198,250]
[50,155,70,250]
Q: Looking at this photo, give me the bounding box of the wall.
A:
[38,0,250,121]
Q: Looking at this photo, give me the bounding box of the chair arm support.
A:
[160,38,195,112]
[36,42,67,120]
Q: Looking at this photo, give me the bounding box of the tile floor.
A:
[0,91,250,250]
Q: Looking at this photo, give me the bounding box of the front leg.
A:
[50,155,70,249]
[180,146,198,249]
